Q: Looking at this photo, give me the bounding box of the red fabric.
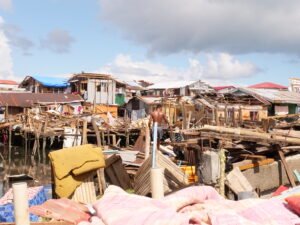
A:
[30,198,90,224]
[248,82,287,89]
[285,196,300,215]
[272,185,289,197]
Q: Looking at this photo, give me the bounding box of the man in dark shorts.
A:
[148,104,170,149]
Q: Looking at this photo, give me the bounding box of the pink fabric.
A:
[0,186,43,205]
[80,185,300,225]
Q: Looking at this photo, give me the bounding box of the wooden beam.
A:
[278,147,296,187]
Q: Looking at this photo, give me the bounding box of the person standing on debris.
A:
[149,104,170,149]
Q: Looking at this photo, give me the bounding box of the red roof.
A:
[214,85,235,91]
[248,82,287,89]
[0,80,18,85]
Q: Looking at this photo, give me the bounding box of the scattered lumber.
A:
[134,151,188,196]
[199,125,300,145]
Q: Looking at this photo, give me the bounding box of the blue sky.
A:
[1,0,300,86]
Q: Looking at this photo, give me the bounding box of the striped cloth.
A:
[0,186,43,205]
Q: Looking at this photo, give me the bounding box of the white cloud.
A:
[99,0,300,55]
[0,0,12,11]
[0,17,14,79]
[2,24,34,55]
[40,29,75,54]
[99,53,259,85]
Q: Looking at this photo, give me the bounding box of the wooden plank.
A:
[97,168,106,194]
[105,167,119,185]
[240,154,266,160]
[278,148,296,187]
[112,158,131,189]
[104,155,131,189]
[105,154,120,167]
[238,158,274,171]
[226,167,256,195]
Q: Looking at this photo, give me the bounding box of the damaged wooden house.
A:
[234,87,300,116]
[68,72,127,105]
[145,80,214,97]
[0,92,84,120]
[19,75,70,94]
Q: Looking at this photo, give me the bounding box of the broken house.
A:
[125,96,162,120]
[190,92,269,127]
[68,73,126,105]
[145,80,214,97]
[289,77,300,93]
[235,88,300,116]
[19,76,69,93]
[0,93,83,120]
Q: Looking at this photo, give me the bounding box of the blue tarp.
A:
[33,76,69,88]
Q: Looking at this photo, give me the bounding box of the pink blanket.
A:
[78,185,300,225]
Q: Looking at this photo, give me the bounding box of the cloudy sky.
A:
[0,0,300,86]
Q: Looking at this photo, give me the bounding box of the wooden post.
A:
[8,125,12,165]
[93,80,97,113]
[187,111,192,129]
[92,118,101,147]
[224,104,228,126]
[277,146,296,187]
[219,148,226,197]
[181,104,186,130]
[232,107,236,127]
[239,106,243,125]
[97,168,106,195]
[126,129,129,147]
[215,108,220,126]
[24,131,28,172]
[145,127,150,159]
[82,120,88,145]
[42,137,46,174]
[211,107,215,125]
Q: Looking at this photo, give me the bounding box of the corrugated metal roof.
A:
[138,96,162,105]
[214,85,235,91]
[242,88,300,104]
[0,93,83,107]
[147,80,197,89]
[248,82,287,89]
